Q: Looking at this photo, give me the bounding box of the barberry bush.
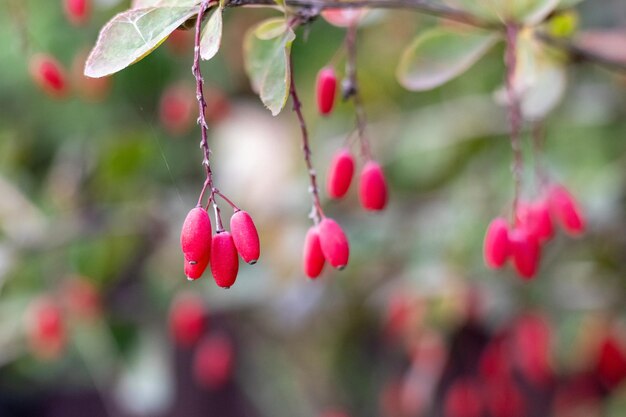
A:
[0,0,625,416]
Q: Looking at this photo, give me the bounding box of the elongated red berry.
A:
[169,292,206,347]
[596,335,626,390]
[509,228,540,279]
[303,226,326,278]
[483,217,510,269]
[29,54,68,98]
[316,67,337,116]
[211,232,239,288]
[63,0,90,26]
[318,218,349,270]
[321,8,367,27]
[26,297,66,361]
[548,184,585,236]
[181,207,212,280]
[193,333,234,389]
[327,148,355,199]
[230,210,260,265]
[359,161,388,211]
[517,200,554,242]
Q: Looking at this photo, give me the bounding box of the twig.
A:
[505,23,523,219]
[288,32,324,223]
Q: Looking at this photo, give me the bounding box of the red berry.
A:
[63,0,90,26]
[596,335,626,390]
[169,292,206,347]
[303,226,326,278]
[483,217,510,269]
[180,207,212,280]
[29,54,68,98]
[61,276,101,319]
[318,218,349,270]
[193,333,234,390]
[485,381,525,417]
[443,378,484,417]
[327,148,355,199]
[159,83,195,136]
[211,232,239,288]
[359,161,388,211]
[548,184,585,236]
[513,314,553,386]
[316,67,337,116]
[509,228,541,279]
[26,297,66,361]
[321,8,367,27]
[167,29,194,56]
[230,210,260,265]
[517,200,554,243]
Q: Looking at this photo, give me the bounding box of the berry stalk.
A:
[288,44,324,224]
[344,21,372,160]
[505,23,523,219]
[192,0,216,208]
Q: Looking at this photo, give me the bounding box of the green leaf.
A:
[199,7,223,60]
[444,0,559,24]
[85,6,199,78]
[243,19,295,116]
[397,27,498,91]
[254,19,287,40]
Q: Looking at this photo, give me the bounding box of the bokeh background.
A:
[1,0,626,416]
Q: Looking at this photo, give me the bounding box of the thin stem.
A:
[288,39,324,224]
[192,0,215,207]
[214,189,240,211]
[344,21,372,160]
[505,23,523,220]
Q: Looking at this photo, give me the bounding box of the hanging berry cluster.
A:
[297,12,389,279]
[179,2,260,288]
[483,25,586,280]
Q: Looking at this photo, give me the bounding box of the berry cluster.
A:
[484,183,585,279]
[180,206,260,288]
[168,292,235,390]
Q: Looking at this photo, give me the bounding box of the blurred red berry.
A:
[26,297,66,361]
[316,67,337,116]
[485,380,525,417]
[327,148,355,199]
[548,184,585,236]
[595,335,626,390]
[61,277,101,319]
[517,199,554,242]
[303,226,326,279]
[443,378,484,417]
[159,83,195,136]
[483,217,510,269]
[318,218,350,270]
[167,29,194,55]
[193,333,234,390]
[509,227,541,279]
[359,161,388,211]
[169,292,206,347]
[513,314,553,387]
[29,54,69,98]
[63,0,90,26]
[321,8,367,27]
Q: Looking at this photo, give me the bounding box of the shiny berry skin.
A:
[443,378,484,417]
[359,161,388,211]
[548,184,585,236]
[180,207,212,280]
[63,0,90,26]
[193,333,234,390]
[509,228,541,279]
[318,218,349,270]
[327,148,355,199]
[303,226,326,278]
[483,217,510,269]
[29,54,68,98]
[210,232,239,288]
[26,297,66,361]
[316,67,337,116]
[230,210,260,265]
[169,292,206,347]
